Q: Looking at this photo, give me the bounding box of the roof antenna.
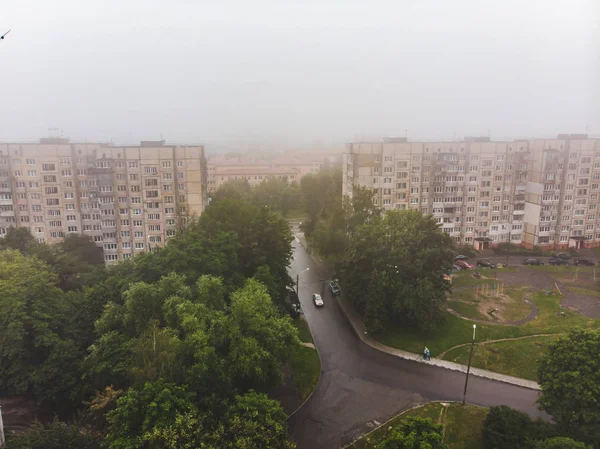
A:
[1,30,11,40]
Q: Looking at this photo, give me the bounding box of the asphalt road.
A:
[288,237,546,449]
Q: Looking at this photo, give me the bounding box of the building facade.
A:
[343,135,600,249]
[207,154,331,192]
[0,139,207,263]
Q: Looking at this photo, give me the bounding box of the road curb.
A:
[342,400,473,449]
[294,231,541,392]
[286,315,324,420]
[335,294,541,391]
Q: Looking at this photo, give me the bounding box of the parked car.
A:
[573,259,595,266]
[477,260,496,269]
[552,252,571,260]
[312,294,324,307]
[453,264,462,272]
[523,258,544,266]
[329,281,341,295]
[456,260,473,270]
[549,258,570,266]
[455,255,468,261]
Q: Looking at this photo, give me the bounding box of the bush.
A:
[535,437,590,449]
[483,406,538,449]
[455,244,477,258]
[6,419,100,449]
[376,416,448,449]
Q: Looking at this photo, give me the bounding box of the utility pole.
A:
[462,324,477,405]
[296,268,310,295]
[0,405,5,448]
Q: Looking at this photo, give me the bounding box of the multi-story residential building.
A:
[0,138,207,263]
[207,153,333,192]
[343,135,600,250]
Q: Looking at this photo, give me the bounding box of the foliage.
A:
[482,406,557,449]
[300,169,342,235]
[0,250,82,407]
[534,438,590,449]
[104,381,295,449]
[375,416,448,449]
[538,329,600,446]
[0,227,104,291]
[213,177,303,217]
[339,209,455,331]
[6,418,100,449]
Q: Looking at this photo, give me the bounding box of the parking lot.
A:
[456,250,600,318]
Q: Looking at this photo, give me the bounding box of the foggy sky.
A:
[1,0,599,150]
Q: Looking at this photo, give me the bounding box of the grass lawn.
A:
[592,247,600,257]
[293,317,314,343]
[289,344,320,401]
[347,402,488,449]
[376,292,598,358]
[288,317,320,401]
[452,271,508,288]
[442,335,560,380]
[568,286,600,298]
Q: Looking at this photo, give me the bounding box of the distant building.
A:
[343,135,600,250]
[207,152,331,192]
[0,139,207,263]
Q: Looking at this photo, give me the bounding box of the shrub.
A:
[483,406,537,449]
[534,437,590,449]
[6,419,100,449]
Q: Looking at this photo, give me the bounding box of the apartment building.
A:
[0,139,207,263]
[207,153,330,192]
[343,135,600,250]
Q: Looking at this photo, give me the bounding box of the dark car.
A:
[477,260,496,269]
[549,258,570,266]
[328,281,341,295]
[573,259,595,266]
[552,252,571,260]
[523,258,544,266]
[455,255,468,261]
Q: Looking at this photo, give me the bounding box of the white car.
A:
[312,294,324,307]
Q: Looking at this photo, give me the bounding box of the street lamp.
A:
[462,324,477,405]
[297,268,310,295]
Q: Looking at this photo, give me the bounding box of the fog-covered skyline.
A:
[1,0,598,150]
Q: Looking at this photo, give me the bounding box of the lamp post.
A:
[297,268,310,295]
[462,324,477,405]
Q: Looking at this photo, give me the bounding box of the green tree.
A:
[6,418,100,449]
[300,169,342,235]
[376,416,447,449]
[212,179,252,203]
[224,279,298,390]
[104,380,202,449]
[225,391,295,449]
[535,438,590,449]
[196,274,227,311]
[483,406,538,449]
[0,250,80,406]
[538,329,600,445]
[339,210,454,331]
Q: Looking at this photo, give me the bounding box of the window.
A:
[135,242,145,250]
[165,207,174,214]
[60,158,71,166]
[64,192,74,199]
[148,213,161,220]
[121,219,130,226]
[117,185,127,192]
[66,214,76,221]
[132,208,142,215]
[105,254,119,262]
[46,198,59,205]
[42,163,56,171]
[177,160,184,167]
[177,172,184,179]
[162,161,172,168]
[122,242,131,249]
[128,161,139,168]
[131,185,140,192]
[133,220,143,227]
[129,174,139,181]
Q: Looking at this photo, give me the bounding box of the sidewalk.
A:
[295,232,541,391]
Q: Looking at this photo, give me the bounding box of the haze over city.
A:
[1,0,598,150]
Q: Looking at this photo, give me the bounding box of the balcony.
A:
[513,209,525,215]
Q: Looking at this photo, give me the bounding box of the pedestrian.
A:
[424,347,430,361]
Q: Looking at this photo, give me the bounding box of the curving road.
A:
[288,236,545,449]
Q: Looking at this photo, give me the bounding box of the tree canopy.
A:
[338,209,455,331]
[1,196,298,448]
[538,329,600,446]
